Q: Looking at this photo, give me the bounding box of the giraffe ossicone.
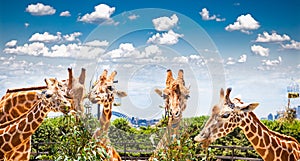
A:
[194,87,300,161]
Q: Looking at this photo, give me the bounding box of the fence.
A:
[30,143,263,161]
[208,145,263,161]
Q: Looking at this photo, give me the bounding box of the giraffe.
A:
[58,68,86,117]
[194,88,300,161]
[88,69,127,161]
[153,69,190,151]
[0,68,86,125]
[0,78,72,161]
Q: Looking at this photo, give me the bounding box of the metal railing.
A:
[30,142,263,161]
[208,145,263,161]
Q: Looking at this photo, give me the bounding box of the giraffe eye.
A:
[107,86,113,91]
[221,113,230,118]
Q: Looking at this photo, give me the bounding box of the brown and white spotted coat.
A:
[194,88,300,161]
[0,78,72,161]
[154,69,190,151]
[88,69,127,161]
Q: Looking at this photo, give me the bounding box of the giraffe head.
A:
[155,69,190,121]
[88,69,127,104]
[194,88,259,148]
[42,78,72,114]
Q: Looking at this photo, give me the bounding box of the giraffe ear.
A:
[154,88,163,97]
[238,102,259,112]
[116,90,127,98]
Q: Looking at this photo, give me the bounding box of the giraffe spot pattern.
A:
[31,121,39,130]
[265,146,275,161]
[2,143,12,152]
[18,94,26,104]
[11,133,21,147]
[22,132,31,140]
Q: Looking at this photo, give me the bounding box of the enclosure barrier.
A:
[30,142,263,161]
[208,145,263,161]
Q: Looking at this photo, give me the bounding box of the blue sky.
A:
[0,0,300,118]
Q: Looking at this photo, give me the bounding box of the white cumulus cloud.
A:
[172,56,188,63]
[3,42,49,56]
[29,32,62,43]
[199,8,225,22]
[281,40,300,50]
[238,54,247,63]
[60,11,71,17]
[225,14,260,34]
[5,40,18,47]
[24,23,30,28]
[152,14,179,31]
[128,14,139,20]
[255,31,290,43]
[78,4,116,24]
[147,30,183,45]
[105,43,136,58]
[251,45,269,57]
[26,3,56,16]
[262,56,282,66]
[84,40,109,47]
[63,32,82,42]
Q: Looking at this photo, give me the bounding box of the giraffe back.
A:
[0,91,39,125]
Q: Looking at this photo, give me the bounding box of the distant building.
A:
[267,113,273,121]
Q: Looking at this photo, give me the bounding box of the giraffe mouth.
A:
[194,134,211,148]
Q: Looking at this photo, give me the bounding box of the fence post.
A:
[231,146,234,161]
[124,142,127,160]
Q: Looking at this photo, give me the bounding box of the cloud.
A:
[251,45,269,57]
[226,57,236,65]
[78,4,116,24]
[28,32,82,43]
[281,40,300,50]
[147,30,183,45]
[103,44,162,63]
[225,14,260,34]
[152,14,178,31]
[3,42,49,56]
[84,40,109,47]
[199,8,225,22]
[29,32,62,43]
[255,31,291,43]
[24,23,30,28]
[237,54,247,63]
[3,39,108,59]
[60,11,71,17]
[63,32,82,42]
[105,43,136,59]
[5,40,17,47]
[172,56,188,63]
[128,14,139,20]
[25,3,56,16]
[262,56,282,66]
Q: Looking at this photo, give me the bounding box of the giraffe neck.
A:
[240,112,300,161]
[100,102,112,133]
[0,91,39,124]
[0,99,53,155]
[155,115,182,151]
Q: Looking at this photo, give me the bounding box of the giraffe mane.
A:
[249,112,300,144]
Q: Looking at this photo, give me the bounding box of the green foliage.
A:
[31,114,300,160]
[31,114,109,160]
